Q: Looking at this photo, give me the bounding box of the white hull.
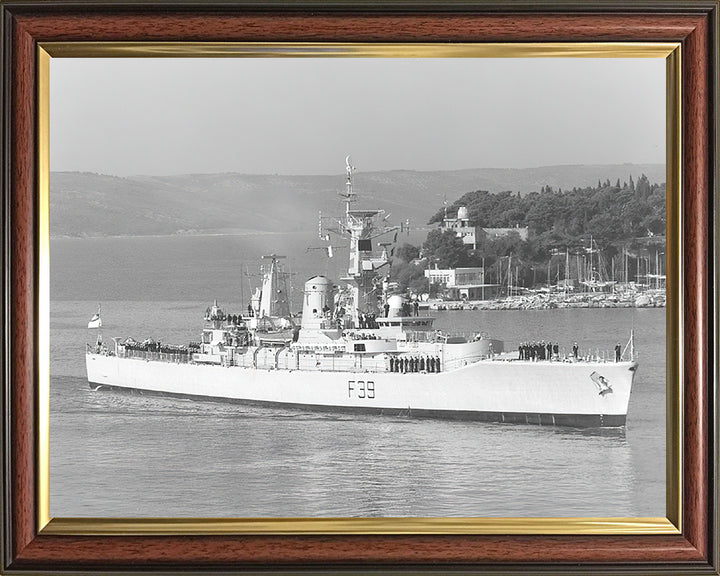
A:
[86,353,637,427]
[83,164,638,428]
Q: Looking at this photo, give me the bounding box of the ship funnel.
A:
[301,276,335,330]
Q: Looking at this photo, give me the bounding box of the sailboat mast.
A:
[482,256,485,301]
[508,255,512,296]
[565,248,569,295]
[556,262,560,288]
[623,247,627,284]
[576,253,581,285]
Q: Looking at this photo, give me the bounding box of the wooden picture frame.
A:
[1,1,717,573]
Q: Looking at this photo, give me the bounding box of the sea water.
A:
[49,235,665,518]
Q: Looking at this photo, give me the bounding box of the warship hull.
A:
[86,353,637,427]
[84,159,638,428]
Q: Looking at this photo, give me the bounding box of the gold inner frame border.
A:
[36,41,682,536]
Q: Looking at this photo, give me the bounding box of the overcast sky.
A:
[50,57,666,176]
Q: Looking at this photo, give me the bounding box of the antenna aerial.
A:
[343,155,356,212]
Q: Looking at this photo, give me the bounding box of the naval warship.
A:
[86,158,638,427]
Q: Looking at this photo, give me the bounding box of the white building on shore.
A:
[424,266,499,300]
[441,206,529,249]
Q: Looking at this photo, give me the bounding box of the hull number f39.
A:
[348,380,375,399]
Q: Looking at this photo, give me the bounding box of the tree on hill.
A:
[636,174,651,197]
[422,229,470,269]
[413,177,666,291]
[428,190,524,228]
[427,179,665,245]
[395,243,420,262]
[391,260,428,295]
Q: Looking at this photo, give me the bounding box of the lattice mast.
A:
[319,156,399,328]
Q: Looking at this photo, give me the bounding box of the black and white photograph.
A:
[49,55,667,519]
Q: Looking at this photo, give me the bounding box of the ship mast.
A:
[565,248,570,296]
[345,155,355,215]
[321,156,399,328]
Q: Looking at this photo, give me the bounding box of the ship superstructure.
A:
[86,159,638,427]
[245,254,294,341]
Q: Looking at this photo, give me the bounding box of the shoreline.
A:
[423,291,666,311]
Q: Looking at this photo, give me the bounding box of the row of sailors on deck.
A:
[357,312,379,329]
[520,342,624,362]
[204,307,248,325]
[518,341,560,361]
[346,332,381,340]
[389,355,441,373]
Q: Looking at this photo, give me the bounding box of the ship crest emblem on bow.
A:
[590,372,613,396]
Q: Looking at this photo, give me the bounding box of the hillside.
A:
[50,164,665,237]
